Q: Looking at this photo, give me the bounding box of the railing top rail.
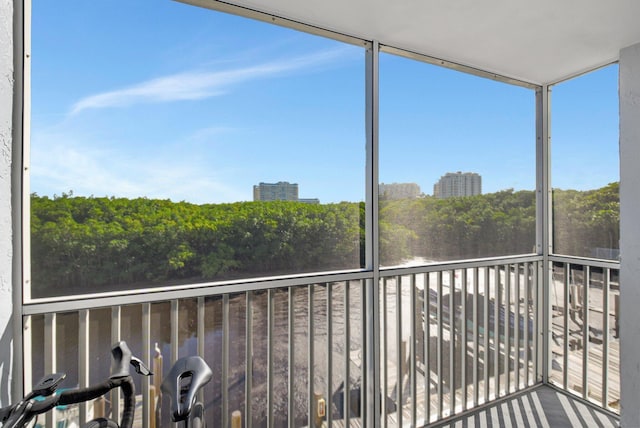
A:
[22,269,369,315]
[549,254,620,270]
[380,254,542,277]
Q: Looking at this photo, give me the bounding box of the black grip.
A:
[58,380,115,406]
[58,377,136,428]
[119,380,136,428]
[28,395,61,415]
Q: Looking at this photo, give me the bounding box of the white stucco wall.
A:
[0,0,14,407]
[0,0,14,406]
[619,41,640,428]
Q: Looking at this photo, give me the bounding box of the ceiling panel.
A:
[185,0,640,84]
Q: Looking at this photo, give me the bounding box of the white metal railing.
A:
[24,255,621,427]
[548,255,620,413]
[378,258,542,426]
[26,280,368,428]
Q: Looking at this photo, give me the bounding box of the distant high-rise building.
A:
[298,198,320,204]
[379,182,422,200]
[253,181,299,201]
[434,172,482,198]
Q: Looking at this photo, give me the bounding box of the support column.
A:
[619,42,640,428]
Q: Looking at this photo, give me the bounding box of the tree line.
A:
[31,183,619,296]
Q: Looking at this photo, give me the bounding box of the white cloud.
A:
[69,48,350,115]
[30,134,247,203]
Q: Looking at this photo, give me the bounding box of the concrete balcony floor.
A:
[437,385,619,428]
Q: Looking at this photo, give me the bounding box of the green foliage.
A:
[378,185,617,264]
[378,189,538,264]
[30,196,362,296]
[552,182,620,258]
[30,183,619,296]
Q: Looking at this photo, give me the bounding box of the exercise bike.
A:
[0,341,151,428]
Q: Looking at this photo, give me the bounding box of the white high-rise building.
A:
[433,172,482,198]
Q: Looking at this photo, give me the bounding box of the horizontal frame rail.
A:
[24,256,544,315]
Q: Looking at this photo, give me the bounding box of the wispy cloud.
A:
[69,48,350,115]
[30,131,249,203]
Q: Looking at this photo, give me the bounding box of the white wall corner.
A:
[619,41,640,428]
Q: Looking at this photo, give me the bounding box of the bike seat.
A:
[161,356,213,422]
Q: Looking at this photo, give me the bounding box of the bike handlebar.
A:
[59,377,136,428]
[0,341,150,428]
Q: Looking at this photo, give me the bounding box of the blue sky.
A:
[30,1,620,204]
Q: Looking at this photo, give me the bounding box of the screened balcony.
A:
[5,0,640,427]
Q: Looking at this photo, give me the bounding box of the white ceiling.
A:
[193,0,640,85]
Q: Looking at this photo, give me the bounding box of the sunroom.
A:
[2,0,640,426]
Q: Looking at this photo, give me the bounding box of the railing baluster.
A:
[45,313,56,428]
[288,287,294,428]
[382,278,388,427]
[23,316,33,402]
[449,269,455,416]
[410,274,417,427]
[327,283,333,428]
[170,300,179,428]
[563,264,570,390]
[505,264,511,394]
[79,309,89,426]
[582,266,590,400]
[308,284,315,426]
[437,270,443,418]
[493,266,500,399]
[142,303,151,428]
[396,275,403,427]
[534,261,541,383]
[197,297,205,409]
[528,260,532,381]
[602,268,610,409]
[111,306,121,425]
[197,297,205,357]
[524,263,530,387]
[170,300,179,364]
[344,281,351,427]
[514,264,521,391]
[473,267,479,408]
[362,279,368,424]
[246,291,254,428]
[268,289,274,427]
[424,273,431,424]
[461,268,467,411]
[483,267,490,404]
[222,294,230,428]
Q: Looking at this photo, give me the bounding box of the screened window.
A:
[378,52,536,267]
[551,65,620,260]
[29,1,366,298]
